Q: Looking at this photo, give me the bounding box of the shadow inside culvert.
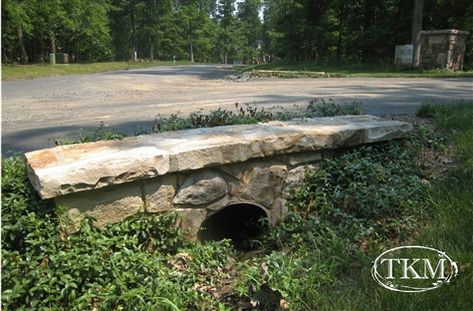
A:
[198,203,268,251]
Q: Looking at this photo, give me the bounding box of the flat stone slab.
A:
[25,115,412,199]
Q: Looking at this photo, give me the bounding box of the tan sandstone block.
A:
[144,175,177,213]
[283,165,317,198]
[56,183,144,230]
[269,198,289,225]
[238,163,287,208]
[175,208,208,240]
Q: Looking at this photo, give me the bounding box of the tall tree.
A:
[129,0,137,60]
[237,0,262,64]
[180,5,199,62]
[411,0,424,43]
[3,0,33,64]
[217,0,239,63]
[412,0,424,67]
[140,0,159,59]
[62,0,112,62]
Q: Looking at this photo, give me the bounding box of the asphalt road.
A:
[2,64,472,155]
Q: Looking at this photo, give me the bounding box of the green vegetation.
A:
[262,0,473,65]
[2,102,473,310]
[2,0,264,65]
[3,1,473,67]
[1,164,233,309]
[327,102,473,310]
[239,63,473,78]
[152,100,364,133]
[1,61,193,81]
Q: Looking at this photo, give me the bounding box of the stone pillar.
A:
[417,29,470,70]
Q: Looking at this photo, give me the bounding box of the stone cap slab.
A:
[25,115,412,199]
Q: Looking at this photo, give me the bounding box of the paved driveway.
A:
[2,64,472,155]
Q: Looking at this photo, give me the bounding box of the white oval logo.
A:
[371,245,458,293]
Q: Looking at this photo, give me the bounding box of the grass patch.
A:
[238,63,473,78]
[2,61,195,81]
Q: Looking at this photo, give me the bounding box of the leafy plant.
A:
[1,157,234,310]
[306,98,364,117]
[152,100,364,134]
[55,122,126,146]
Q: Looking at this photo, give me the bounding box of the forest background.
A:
[2,0,473,67]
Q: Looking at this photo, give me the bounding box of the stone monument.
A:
[414,29,469,70]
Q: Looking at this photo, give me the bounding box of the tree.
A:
[2,0,33,64]
[109,0,141,60]
[411,0,424,43]
[62,0,112,62]
[2,0,472,65]
[179,5,200,62]
[237,0,263,64]
[412,0,424,67]
[217,0,241,64]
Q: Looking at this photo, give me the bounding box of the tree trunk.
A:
[189,19,194,62]
[336,3,345,63]
[411,0,423,43]
[50,35,56,54]
[150,39,154,60]
[17,25,28,64]
[148,0,157,60]
[189,38,194,62]
[40,39,45,62]
[411,0,423,67]
[130,0,137,61]
[362,0,374,62]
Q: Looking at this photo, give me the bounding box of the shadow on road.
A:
[105,65,235,80]
[1,120,156,157]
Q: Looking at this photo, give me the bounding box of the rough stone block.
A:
[269,198,288,225]
[288,152,322,166]
[173,171,228,206]
[283,165,317,198]
[175,208,208,239]
[144,175,177,213]
[238,164,287,208]
[56,183,144,230]
[219,162,246,180]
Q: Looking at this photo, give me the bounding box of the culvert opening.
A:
[198,203,268,251]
